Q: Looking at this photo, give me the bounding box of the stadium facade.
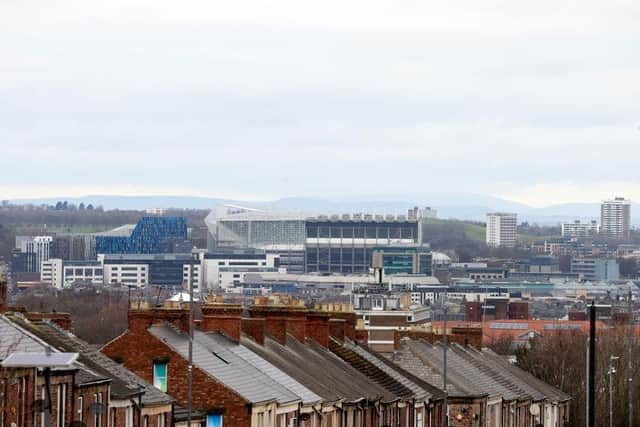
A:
[205,204,430,274]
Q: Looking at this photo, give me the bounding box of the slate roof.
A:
[20,319,174,406]
[387,340,486,399]
[149,323,301,405]
[241,334,396,402]
[0,316,46,358]
[335,338,445,401]
[205,333,321,405]
[1,314,108,387]
[4,315,115,391]
[448,344,536,401]
[479,348,571,403]
[407,341,524,401]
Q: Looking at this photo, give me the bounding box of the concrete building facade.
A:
[485,213,517,248]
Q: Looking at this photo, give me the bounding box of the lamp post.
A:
[609,355,619,427]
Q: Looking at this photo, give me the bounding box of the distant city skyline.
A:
[2,1,639,208]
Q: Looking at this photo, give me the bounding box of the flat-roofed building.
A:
[486,213,517,248]
[561,220,599,237]
[601,197,631,238]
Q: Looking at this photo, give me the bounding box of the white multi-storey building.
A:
[561,220,599,237]
[17,235,53,272]
[601,197,631,238]
[41,259,104,288]
[486,212,517,248]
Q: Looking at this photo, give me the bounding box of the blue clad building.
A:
[96,217,189,254]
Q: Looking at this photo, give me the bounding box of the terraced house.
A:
[102,298,447,427]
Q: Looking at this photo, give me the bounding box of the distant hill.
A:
[8,194,638,225]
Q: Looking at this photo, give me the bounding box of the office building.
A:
[485,212,517,248]
[570,257,620,282]
[561,220,599,237]
[101,253,199,288]
[96,216,189,254]
[305,215,420,274]
[206,204,425,274]
[41,259,103,289]
[200,251,281,289]
[371,246,432,276]
[51,233,97,260]
[15,235,53,272]
[600,197,631,238]
[205,205,306,273]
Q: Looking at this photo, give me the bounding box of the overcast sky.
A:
[1,0,639,207]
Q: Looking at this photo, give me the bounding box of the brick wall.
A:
[75,383,111,427]
[241,317,265,344]
[201,304,243,341]
[306,312,330,347]
[101,321,252,427]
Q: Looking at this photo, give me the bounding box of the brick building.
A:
[102,297,447,427]
[0,279,176,427]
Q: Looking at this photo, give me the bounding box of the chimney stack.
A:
[329,318,346,342]
[241,317,265,345]
[249,303,308,345]
[201,303,243,342]
[0,279,7,314]
[306,312,330,348]
[128,304,190,333]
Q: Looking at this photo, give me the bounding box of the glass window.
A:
[153,362,167,392]
[389,226,401,239]
[306,225,318,238]
[319,227,330,238]
[401,226,414,239]
[77,396,83,423]
[377,226,389,239]
[94,393,102,427]
[57,383,66,427]
[330,248,341,264]
[207,414,223,427]
[365,225,376,238]
[330,227,342,238]
[353,226,364,238]
[342,227,353,238]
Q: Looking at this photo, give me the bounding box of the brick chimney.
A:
[0,279,7,314]
[306,312,330,348]
[241,317,265,345]
[128,303,190,333]
[201,303,243,342]
[25,312,72,331]
[326,312,357,340]
[249,305,308,345]
[328,318,346,342]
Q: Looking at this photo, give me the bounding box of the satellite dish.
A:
[529,403,540,416]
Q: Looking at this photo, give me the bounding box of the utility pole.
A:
[587,301,596,427]
[187,252,196,427]
[443,294,448,427]
[609,355,619,427]
[628,288,634,427]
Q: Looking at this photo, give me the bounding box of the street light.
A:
[1,351,79,427]
[609,355,620,427]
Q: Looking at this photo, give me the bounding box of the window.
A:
[157,414,166,427]
[153,362,168,392]
[94,393,102,427]
[143,415,149,427]
[40,385,47,427]
[206,414,223,427]
[56,384,66,427]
